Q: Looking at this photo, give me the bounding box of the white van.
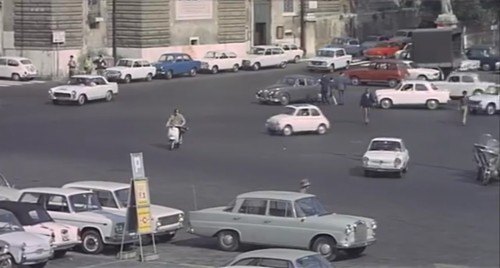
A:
[0,56,38,80]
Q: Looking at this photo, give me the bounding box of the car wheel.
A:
[472,89,483,95]
[351,76,360,86]
[388,79,398,88]
[165,70,173,80]
[280,94,290,105]
[482,63,491,71]
[330,64,335,72]
[282,125,293,136]
[279,61,287,69]
[345,61,350,69]
[145,73,153,81]
[232,64,239,72]
[81,229,104,254]
[29,262,47,268]
[396,170,403,178]
[380,98,392,109]
[417,75,427,80]
[211,66,219,74]
[312,236,338,261]
[11,73,21,81]
[0,256,14,268]
[293,55,300,63]
[105,91,113,102]
[364,170,372,177]
[252,62,260,71]
[53,250,67,258]
[317,124,327,135]
[123,75,131,84]
[486,104,496,115]
[77,94,87,106]
[158,233,176,242]
[140,234,153,245]
[216,230,240,251]
[344,246,366,257]
[189,68,197,77]
[52,100,59,105]
[426,99,439,110]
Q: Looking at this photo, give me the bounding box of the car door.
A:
[218,52,230,70]
[131,61,142,79]
[141,60,153,77]
[461,75,476,94]
[0,58,8,78]
[294,108,312,132]
[306,77,320,101]
[395,83,414,105]
[373,62,389,82]
[173,55,185,75]
[335,50,348,68]
[92,77,108,99]
[414,83,431,104]
[6,59,21,78]
[281,44,291,61]
[232,198,269,244]
[446,74,462,96]
[272,48,285,65]
[292,78,309,101]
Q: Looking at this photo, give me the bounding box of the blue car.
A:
[154,53,201,79]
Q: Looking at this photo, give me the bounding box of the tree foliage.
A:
[452,0,500,25]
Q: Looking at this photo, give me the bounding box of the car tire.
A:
[312,236,338,261]
[232,64,239,72]
[211,66,219,74]
[426,99,439,110]
[252,63,260,71]
[417,75,427,80]
[52,100,59,105]
[0,256,14,268]
[396,170,403,178]
[105,91,113,102]
[388,79,398,88]
[293,55,300,63]
[158,233,176,242]
[280,94,290,105]
[279,61,287,69]
[165,70,173,80]
[11,73,21,81]
[216,230,240,252]
[140,234,153,245]
[81,229,104,254]
[482,63,491,71]
[351,76,360,86]
[345,61,350,69]
[364,170,372,177]
[189,68,197,77]
[317,124,327,135]
[380,98,392,109]
[330,64,335,73]
[486,104,496,115]
[77,94,87,106]
[145,73,153,82]
[344,246,366,257]
[472,89,483,95]
[53,250,67,258]
[282,125,293,136]
[30,262,48,268]
[123,75,131,84]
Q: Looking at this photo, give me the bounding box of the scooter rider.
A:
[166,108,187,142]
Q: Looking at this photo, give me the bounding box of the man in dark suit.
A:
[359,88,377,125]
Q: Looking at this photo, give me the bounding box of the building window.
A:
[284,0,294,14]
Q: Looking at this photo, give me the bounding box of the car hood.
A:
[306,213,374,227]
[51,85,86,91]
[150,204,183,217]
[469,94,499,103]
[375,89,397,95]
[410,68,440,75]
[364,150,403,161]
[106,66,128,71]
[0,231,51,248]
[267,114,291,123]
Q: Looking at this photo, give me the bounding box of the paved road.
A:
[0,64,499,268]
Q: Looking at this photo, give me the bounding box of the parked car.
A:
[265,104,330,136]
[256,75,320,105]
[0,208,53,267]
[223,248,334,268]
[0,240,11,267]
[187,191,376,261]
[307,48,352,72]
[274,43,304,63]
[153,53,201,79]
[199,51,242,74]
[469,84,500,115]
[432,72,495,98]
[465,45,500,71]
[105,58,156,83]
[242,46,289,71]
[361,35,391,51]
[400,60,442,80]
[389,29,414,44]
[362,138,410,177]
[16,187,137,254]
[394,43,412,59]
[344,59,410,88]
[62,181,184,243]
[0,201,80,258]
[328,37,363,56]
[363,41,404,59]
[0,56,38,81]
[48,75,119,105]
[375,80,450,110]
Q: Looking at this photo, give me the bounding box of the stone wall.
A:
[354,8,421,40]
[217,0,247,44]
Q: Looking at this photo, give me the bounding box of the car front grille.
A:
[311,61,324,65]
[354,222,368,242]
[158,215,180,226]
[54,93,71,98]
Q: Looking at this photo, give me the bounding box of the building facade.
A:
[0,0,351,77]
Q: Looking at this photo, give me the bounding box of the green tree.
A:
[452,0,499,25]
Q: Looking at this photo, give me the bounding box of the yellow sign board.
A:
[133,178,152,234]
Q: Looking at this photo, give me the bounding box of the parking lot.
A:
[0,63,499,268]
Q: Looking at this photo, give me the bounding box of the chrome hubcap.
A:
[319,243,331,255]
[222,234,233,245]
[84,236,98,251]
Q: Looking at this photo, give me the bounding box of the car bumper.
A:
[52,241,80,251]
[22,250,52,265]
[307,65,330,71]
[106,75,123,82]
[364,165,402,172]
[337,238,376,249]
[256,94,280,103]
[49,93,77,101]
[155,222,183,234]
[104,234,138,245]
[21,73,38,79]
[468,103,485,111]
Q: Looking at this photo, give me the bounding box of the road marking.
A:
[0,80,47,87]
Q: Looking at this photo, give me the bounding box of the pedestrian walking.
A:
[335,72,349,105]
[299,178,311,193]
[67,55,77,78]
[95,55,107,76]
[83,56,93,75]
[328,77,338,105]
[320,75,330,104]
[460,90,469,126]
[359,88,377,125]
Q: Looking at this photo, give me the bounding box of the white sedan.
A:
[402,60,442,81]
[362,138,410,177]
[105,58,156,83]
[265,104,330,136]
[274,43,304,63]
[242,46,289,71]
[48,75,119,105]
[199,51,242,74]
[376,81,450,110]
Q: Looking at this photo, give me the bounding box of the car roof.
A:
[71,75,105,79]
[237,191,314,201]
[0,56,31,61]
[20,187,92,195]
[448,72,478,77]
[118,58,147,61]
[253,45,281,49]
[64,181,129,191]
[318,47,344,51]
[161,52,188,56]
[371,137,403,143]
[233,248,318,261]
[285,104,320,109]
[206,50,234,53]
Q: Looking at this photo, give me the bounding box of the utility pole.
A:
[112,0,117,61]
[300,0,306,55]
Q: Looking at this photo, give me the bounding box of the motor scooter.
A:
[167,125,183,150]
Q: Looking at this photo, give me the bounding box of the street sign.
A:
[130,153,145,179]
[133,178,152,234]
[52,31,65,44]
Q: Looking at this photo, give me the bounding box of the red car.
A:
[363,41,404,59]
[343,59,409,88]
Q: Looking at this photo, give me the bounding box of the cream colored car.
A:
[265,104,330,136]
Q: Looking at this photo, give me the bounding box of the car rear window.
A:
[21,59,32,65]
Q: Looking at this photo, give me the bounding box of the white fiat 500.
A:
[265,104,330,136]
[362,138,410,177]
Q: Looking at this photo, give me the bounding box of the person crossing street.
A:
[359,88,377,125]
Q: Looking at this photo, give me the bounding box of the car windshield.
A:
[250,48,266,55]
[485,86,500,95]
[116,60,134,67]
[21,59,33,65]
[204,51,217,58]
[316,50,334,57]
[369,140,402,151]
[114,188,130,208]
[278,77,297,86]
[295,197,329,217]
[70,193,102,212]
[68,77,92,86]
[158,54,173,61]
[296,254,333,268]
[282,107,296,115]
[0,211,24,234]
[223,199,236,212]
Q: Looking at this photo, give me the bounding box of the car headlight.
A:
[114,223,124,234]
[345,224,354,235]
[71,90,77,97]
[2,244,9,254]
[362,156,369,165]
[21,242,27,252]
[394,158,402,167]
[178,213,184,223]
[370,220,377,230]
[48,89,53,94]
[156,220,162,227]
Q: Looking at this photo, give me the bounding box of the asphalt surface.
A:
[0,64,499,268]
